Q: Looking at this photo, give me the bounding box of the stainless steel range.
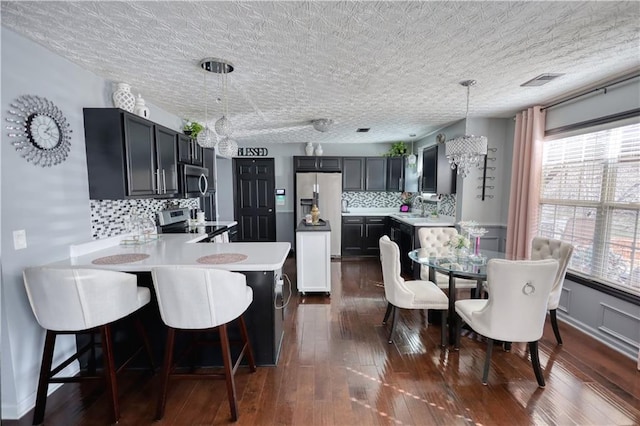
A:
[156,207,228,242]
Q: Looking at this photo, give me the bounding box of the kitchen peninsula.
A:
[47,234,290,366]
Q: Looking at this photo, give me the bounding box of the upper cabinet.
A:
[386,157,405,191]
[422,144,456,194]
[342,157,387,191]
[365,157,387,190]
[177,133,203,166]
[83,108,179,199]
[342,157,365,190]
[294,156,342,172]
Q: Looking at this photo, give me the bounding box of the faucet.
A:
[413,195,426,217]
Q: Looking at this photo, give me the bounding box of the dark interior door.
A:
[233,158,276,242]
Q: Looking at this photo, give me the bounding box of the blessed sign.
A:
[237,147,269,156]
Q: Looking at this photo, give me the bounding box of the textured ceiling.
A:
[2,1,639,145]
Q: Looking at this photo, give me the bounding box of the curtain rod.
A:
[541,73,640,112]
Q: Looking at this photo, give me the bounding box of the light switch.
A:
[13,229,27,250]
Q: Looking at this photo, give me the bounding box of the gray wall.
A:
[0,27,184,419]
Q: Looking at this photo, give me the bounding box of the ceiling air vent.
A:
[356,128,370,133]
[520,73,564,87]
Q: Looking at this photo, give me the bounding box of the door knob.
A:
[269,209,273,212]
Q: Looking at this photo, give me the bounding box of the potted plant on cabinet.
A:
[385,141,408,157]
[182,120,203,139]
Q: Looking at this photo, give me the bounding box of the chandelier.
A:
[445,80,487,178]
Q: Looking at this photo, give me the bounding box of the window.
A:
[538,122,640,295]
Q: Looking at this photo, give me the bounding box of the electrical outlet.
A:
[13,229,27,250]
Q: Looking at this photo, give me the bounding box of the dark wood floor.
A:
[8,258,640,425]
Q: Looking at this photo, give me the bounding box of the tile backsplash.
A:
[342,192,456,216]
[90,198,199,239]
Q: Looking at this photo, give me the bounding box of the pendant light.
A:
[445,80,488,178]
[407,134,417,167]
[196,58,217,148]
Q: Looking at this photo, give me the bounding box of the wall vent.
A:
[356,128,370,132]
[521,73,564,87]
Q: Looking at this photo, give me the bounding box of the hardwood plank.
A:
[8,258,639,426]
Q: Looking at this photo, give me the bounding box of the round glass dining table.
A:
[408,248,505,345]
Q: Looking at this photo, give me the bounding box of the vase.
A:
[133,94,150,119]
[315,144,323,156]
[112,83,135,112]
[305,142,314,156]
[311,204,320,224]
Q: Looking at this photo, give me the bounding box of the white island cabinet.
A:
[295,220,331,295]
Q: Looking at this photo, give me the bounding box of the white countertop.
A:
[342,208,456,227]
[49,234,290,272]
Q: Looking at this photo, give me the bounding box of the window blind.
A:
[539,122,640,295]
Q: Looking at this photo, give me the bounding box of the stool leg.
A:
[155,327,175,420]
[87,332,97,375]
[387,305,399,344]
[100,325,119,424]
[32,330,57,425]
[529,341,546,387]
[219,324,239,421]
[482,338,494,385]
[382,302,393,325]
[550,309,563,345]
[134,315,155,373]
[238,315,257,372]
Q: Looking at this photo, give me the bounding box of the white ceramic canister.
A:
[133,94,150,119]
[112,83,136,112]
[305,142,314,156]
[315,143,323,156]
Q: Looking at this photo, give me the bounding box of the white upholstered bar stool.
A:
[151,266,256,422]
[455,259,559,386]
[379,236,449,346]
[23,267,153,425]
[531,236,574,345]
[418,227,480,297]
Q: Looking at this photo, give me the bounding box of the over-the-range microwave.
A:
[180,164,209,197]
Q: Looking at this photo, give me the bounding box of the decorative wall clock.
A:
[6,95,72,167]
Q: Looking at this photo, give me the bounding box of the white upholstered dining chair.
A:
[455,259,559,386]
[418,227,479,296]
[23,267,154,425]
[151,266,256,422]
[379,235,449,346]
[531,236,574,345]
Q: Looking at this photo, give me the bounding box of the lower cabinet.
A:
[390,218,415,275]
[296,229,331,294]
[341,216,387,256]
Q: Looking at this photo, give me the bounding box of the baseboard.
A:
[556,311,638,361]
[2,363,80,420]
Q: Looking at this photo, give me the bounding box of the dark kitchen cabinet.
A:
[83,108,178,199]
[293,156,342,172]
[365,157,387,191]
[201,147,216,194]
[363,216,387,255]
[341,216,364,256]
[342,157,365,191]
[341,216,386,256]
[177,134,203,166]
[389,218,414,275]
[386,157,405,191]
[422,144,456,194]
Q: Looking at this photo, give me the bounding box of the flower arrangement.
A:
[447,234,471,250]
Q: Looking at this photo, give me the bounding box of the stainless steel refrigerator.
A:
[296,172,342,257]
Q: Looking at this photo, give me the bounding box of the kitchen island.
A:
[47,235,290,366]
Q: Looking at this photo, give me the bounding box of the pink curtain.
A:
[506,106,545,260]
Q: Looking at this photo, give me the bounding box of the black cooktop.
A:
[158,221,227,237]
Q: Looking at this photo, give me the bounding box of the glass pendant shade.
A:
[196,126,217,148]
[444,80,487,178]
[215,115,232,137]
[217,136,237,158]
[445,135,488,178]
